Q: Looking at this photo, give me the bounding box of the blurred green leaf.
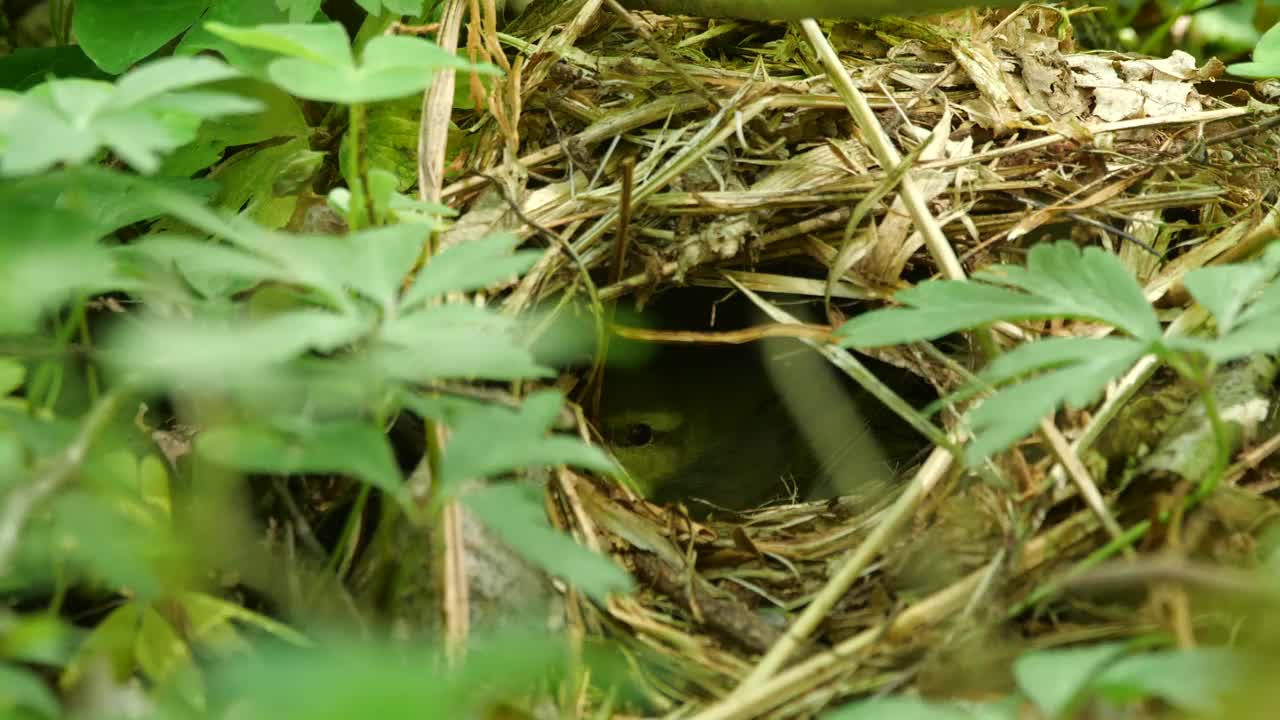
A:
[0,359,24,396]
[208,629,582,720]
[404,232,543,307]
[197,420,403,499]
[1227,20,1280,77]
[178,0,296,76]
[1093,648,1240,713]
[356,0,428,15]
[0,47,109,92]
[206,22,499,103]
[73,0,213,73]
[1014,643,1128,719]
[179,591,310,649]
[0,663,59,719]
[414,390,618,495]
[824,695,1012,720]
[838,242,1161,347]
[963,337,1149,463]
[0,58,262,176]
[277,0,326,24]
[465,482,633,603]
[0,615,78,666]
[136,605,193,685]
[0,202,117,334]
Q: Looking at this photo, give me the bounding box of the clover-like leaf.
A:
[206,22,499,104]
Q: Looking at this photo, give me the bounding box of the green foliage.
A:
[840,241,1280,466]
[0,56,261,175]
[73,0,213,73]
[205,22,498,104]
[1228,20,1280,77]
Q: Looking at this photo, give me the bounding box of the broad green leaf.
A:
[104,311,372,390]
[0,203,117,334]
[0,359,24,396]
[161,79,309,176]
[277,0,325,24]
[341,225,427,312]
[178,0,295,76]
[356,0,428,15]
[1093,648,1239,713]
[74,0,213,73]
[208,22,498,103]
[379,305,551,381]
[1182,263,1273,335]
[839,242,1160,347]
[0,663,59,719]
[974,242,1160,339]
[965,339,1147,463]
[179,591,309,649]
[339,96,420,191]
[1014,643,1128,720]
[0,615,77,666]
[61,602,142,689]
[1,59,261,176]
[464,482,634,603]
[197,420,403,498]
[136,605,192,685]
[109,56,241,108]
[838,280,1062,347]
[425,390,617,495]
[204,22,354,67]
[208,630,576,720]
[118,233,285,295]
[1227,21,1280,78]
[0,47,108,92]
[404,232,543,307]
[206,136,312,227]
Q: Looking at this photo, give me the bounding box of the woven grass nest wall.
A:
[424,1,1280,715]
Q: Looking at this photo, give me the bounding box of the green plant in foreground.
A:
[0,9,632,718]
[839,240,1280,493]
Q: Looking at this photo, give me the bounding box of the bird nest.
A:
[424,1,1280,716]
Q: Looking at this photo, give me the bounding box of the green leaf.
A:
[0,47,109,92]
[178,0,295,76]
[403,232,543,307]
[464,482,634,604]
[339,96,420,191]
[419,390,618,495]
[0,359,24,396]
[1182,263,1273,335]
[136,605,192,685]
[179,591,309,649]
[1014,643,1128,719]
[341,225,427,312]
[74,0,213,73]
[104,311,373,390]
[206,135,313,227]
[207,22,499,103]
[838,242,1160,347]
[61,602,142,690]
[378,305,552,381]
[208,629,579,720]
[1,58,261,176]
[204,22,354,67]
[965,338,1148,463]
[197,420,403,498]
[161,78,309,176]
[0,202,118,334]
[277,0,325,24]
[1227,21,1280,78]
[1092,648,1239,714]
[0,663,60,719]
[356,0,428,14]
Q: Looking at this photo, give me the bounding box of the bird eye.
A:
[622,423,654,447]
